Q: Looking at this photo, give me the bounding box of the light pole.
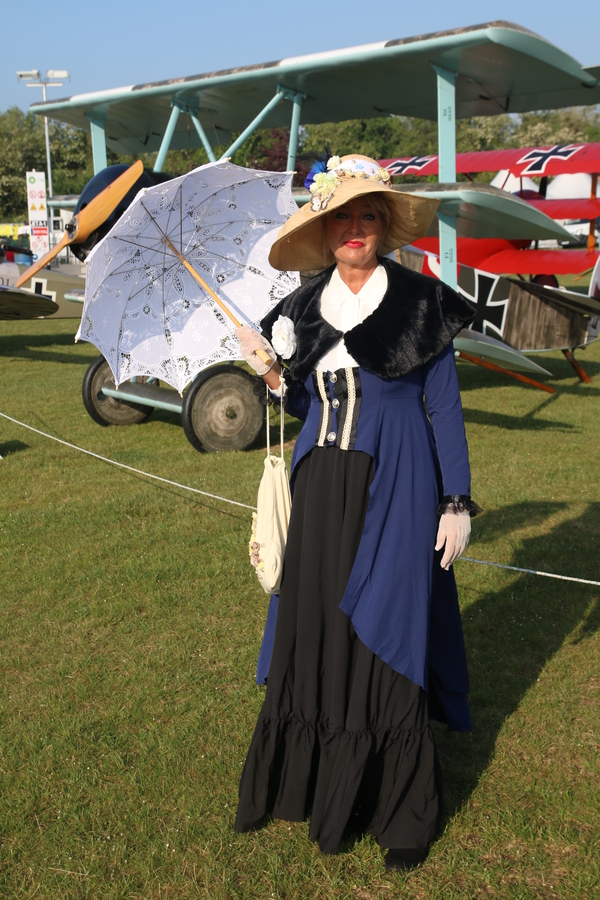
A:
[17,69,70,198]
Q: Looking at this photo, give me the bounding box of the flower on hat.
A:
[307,156,392,213]
[309,171,339,211]
[304,158,327,192]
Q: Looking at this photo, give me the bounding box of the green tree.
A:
[0,107,94,221]
[0,108,46,220]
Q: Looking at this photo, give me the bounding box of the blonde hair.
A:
[362,193,391,233]
[322,193,392,256]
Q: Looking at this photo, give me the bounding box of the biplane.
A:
[14,20,600,448]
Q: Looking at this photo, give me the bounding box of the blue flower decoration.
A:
[304,159,328,192]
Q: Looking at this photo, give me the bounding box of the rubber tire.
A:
[532,274,559,289]
[181,365,265,452]
[82,355,155,426]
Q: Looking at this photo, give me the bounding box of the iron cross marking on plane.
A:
[517,144,583,176]
[385,156,437,176]
[460,270,508,338]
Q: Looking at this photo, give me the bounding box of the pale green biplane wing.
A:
[453,329,552,375]
[393,183,573,242]
[30,21,600,158]
[0,285,59,320]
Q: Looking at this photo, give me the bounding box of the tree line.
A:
[1,105,599,221]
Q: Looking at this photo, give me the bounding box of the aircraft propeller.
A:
[16,160,144,288]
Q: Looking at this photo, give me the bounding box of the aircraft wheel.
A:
[181,365,264,452]
[532,274,559,289]
[82,355,155,426]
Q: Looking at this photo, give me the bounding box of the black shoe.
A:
[384,847,428,871]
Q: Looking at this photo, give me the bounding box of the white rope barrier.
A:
[2,411,598,587]
[459,557,600,587]
[0,411,257,511]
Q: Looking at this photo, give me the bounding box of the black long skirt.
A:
[235,447,443,854]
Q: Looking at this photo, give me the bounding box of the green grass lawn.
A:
[1,320,599,899]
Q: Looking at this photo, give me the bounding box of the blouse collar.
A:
[325,264,388,312]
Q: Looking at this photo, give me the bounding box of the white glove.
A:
[235,324,276,376]
[435,512,471,570]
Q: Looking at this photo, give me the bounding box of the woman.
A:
[234,155,480,870]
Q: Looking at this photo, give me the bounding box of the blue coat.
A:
[257,258,477,731]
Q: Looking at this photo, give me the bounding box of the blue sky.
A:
[2,0,599,113]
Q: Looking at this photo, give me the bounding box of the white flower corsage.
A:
[271,315,297,359]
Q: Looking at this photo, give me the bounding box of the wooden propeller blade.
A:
[75,159,144,242]
[16,160,144,288]
[16,232,71,287]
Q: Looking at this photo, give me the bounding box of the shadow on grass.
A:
[0,438,31,461]
[462,407,578,432]
[0,439,30,456]
[0,331,96,367]
[436,500,600,822]
[462,382,596,430]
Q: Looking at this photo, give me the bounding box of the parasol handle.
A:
[164,236,272,366]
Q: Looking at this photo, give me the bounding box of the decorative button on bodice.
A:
[332,398,340,409]
[327,431,336,443]
[329,373,338,383]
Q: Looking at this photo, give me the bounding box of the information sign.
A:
[26,171,49,260]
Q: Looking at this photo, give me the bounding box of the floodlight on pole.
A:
[16,68,71,198]
[17,70,41,82]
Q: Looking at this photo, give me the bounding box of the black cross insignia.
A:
[27,277,57,305]
[458,270,508,338]
[385,155,437,176]
[517,144,583,176]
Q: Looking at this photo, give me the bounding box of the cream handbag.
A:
[248,382,291,594]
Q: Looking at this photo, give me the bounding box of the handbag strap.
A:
[265,375,285,460]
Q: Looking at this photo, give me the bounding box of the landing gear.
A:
[531,274,559,289]
[82,357,265,451]
[562,349,592,383]
[82,355,156,426]
[181,365,264,452]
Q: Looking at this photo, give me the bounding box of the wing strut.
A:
[562,349,592,383]
[457,351,555,393]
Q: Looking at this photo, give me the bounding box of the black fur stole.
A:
[261,256,476,382]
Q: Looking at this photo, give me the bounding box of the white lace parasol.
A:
[76,160,299,393]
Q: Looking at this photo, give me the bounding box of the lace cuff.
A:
[436,495,483,517]
[252,374,288,407]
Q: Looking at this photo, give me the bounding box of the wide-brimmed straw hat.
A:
[269,154,440,272]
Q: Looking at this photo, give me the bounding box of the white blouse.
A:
[317,264,388,372]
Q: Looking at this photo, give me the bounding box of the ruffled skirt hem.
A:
[235,712,442,854]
